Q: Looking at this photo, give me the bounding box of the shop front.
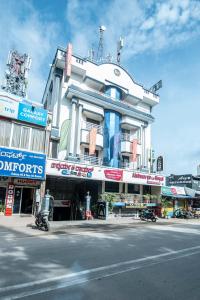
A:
[0,147,46,216]
[46,159,165,220]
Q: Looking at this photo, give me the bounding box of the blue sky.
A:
[0,0,200,176]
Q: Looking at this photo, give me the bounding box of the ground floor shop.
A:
[0,177,44,216]
[45,158,165,221]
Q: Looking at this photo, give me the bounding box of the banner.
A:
[65,43,72,81]
[5,183,14,216]
[104,169,123,181]
[0,147,46,180]
[89,127,97,155]
[131,139,137,162]
[157,156,163,172]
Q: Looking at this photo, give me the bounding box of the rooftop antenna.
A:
[1,50,31,97]
[97,25,106,62]
[88,43,95,61]
[117,37,124,64]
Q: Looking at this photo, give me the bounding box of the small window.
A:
[86,118,100,125]
[0,120,12,146]
[105,181,119,193]
[84,148,99,157]
[30,128,45,153]
[12,124,30,150]
[128,184,140,194]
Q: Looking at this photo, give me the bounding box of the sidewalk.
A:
[0,215,200,236]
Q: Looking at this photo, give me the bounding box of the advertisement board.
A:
[0,93,47,127]
[0,147,46,180]
[0,96,18,119]
[18,103,47,127]
[46,159,165,185]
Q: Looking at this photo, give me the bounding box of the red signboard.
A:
[5,183,15,216]
[104,169,123,181]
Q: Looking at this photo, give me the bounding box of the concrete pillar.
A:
[52,72,62,128]
[69,99,77,156]
[76,104,83,156]
[140,185,143,202]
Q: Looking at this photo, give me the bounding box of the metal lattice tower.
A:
[97,25,106,62]
[1,50,31,97]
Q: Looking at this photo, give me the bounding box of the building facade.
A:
[42,44,165,220]
[0,91,49,215]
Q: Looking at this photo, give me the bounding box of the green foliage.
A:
[161,197,173,208]
[0,204,5,213]
[99,193,116,212]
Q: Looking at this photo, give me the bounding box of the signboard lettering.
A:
[5,183,14,216]
[18,103,47,127]
[0,147,46,180]
[104,169,123,181]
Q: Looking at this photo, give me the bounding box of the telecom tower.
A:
[1,50,31,97]
[96,25,106,62]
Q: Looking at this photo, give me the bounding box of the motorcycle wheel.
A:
[151,218,156,222]
[35,219,40,227]
[44,222,50,232]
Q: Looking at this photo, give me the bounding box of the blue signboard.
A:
[18,103,48,127]
[0,147,46,180]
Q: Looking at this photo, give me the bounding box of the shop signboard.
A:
[46,159,166,185]
[5,183,14,216]
[0,147,46,180]
[0,96,18,119]
[18,103,48,127]
[14,178,41,186]
[53,200,71,207]
[124,172,165,186]
[104,169,123,181]
[167,174,192,186]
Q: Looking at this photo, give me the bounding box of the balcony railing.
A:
[68,154,102,166]
[121,133,131,142]
[82,121,103,135]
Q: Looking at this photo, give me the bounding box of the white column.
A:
[76,104,83,156]
[69,99,77,155]
[52,75,61,128]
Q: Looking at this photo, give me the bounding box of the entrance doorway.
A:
[13,187,35,214]
[0,187,6,208]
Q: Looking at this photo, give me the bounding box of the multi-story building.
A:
[0,91,49,216]
[43,44,165,220]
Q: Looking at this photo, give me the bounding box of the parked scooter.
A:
[173,209,193,219]
[139,209,157,222]
[35,190,53,231]
[35,211,50,231]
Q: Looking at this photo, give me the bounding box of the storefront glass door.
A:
[13,188,22,214]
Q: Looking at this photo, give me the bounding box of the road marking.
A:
[1,244,200,299]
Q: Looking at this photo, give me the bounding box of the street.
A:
[1,221,200,300]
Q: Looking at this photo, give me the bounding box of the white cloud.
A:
[65,0,200,62]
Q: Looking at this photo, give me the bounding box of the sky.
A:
[0,0,200,176]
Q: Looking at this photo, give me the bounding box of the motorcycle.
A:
[35,190,53,231]
[173,209,193,219]
[139,209,157,222]
[35,211,50,231]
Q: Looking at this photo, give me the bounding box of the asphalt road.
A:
[1,222,200,300]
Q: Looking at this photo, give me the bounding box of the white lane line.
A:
[2,248,200,300]
[1,244,200,297]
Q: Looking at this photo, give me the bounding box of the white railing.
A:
[82,121,103,135]
[68,154,102,166]
[121,133,131,142]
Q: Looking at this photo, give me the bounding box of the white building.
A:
[0,91,49,216]
[43,44,165,220]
